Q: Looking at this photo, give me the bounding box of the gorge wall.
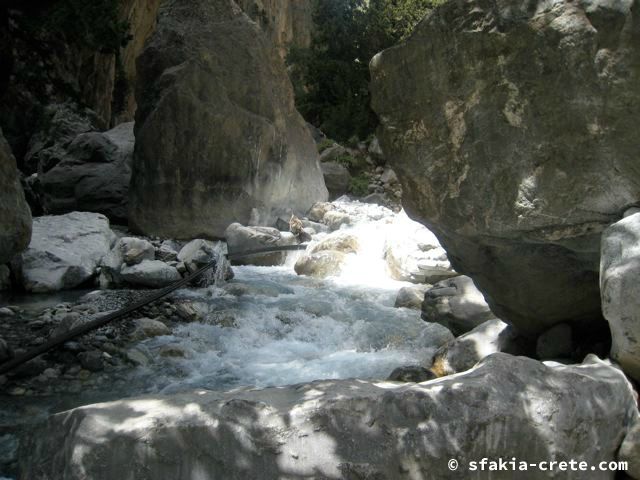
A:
[129,0,327,239]
[371,0,640,337]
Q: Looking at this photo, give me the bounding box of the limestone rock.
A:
[15,212,115,292]
[120,260,182,289]
[309,232,359,255]
[371,0,640,336]
[422,276,496,336]
[431,319,522,377]
[618,421,640,480]
[225,223,296,266]
[321,162,351,200]
[119,237,155,266]
[0,129,32,265]
[129,0,327,239]
[601,213,640,381]
[39,122,134,222]
[294,250,347,278]
[19,354,639,480]
[395,284,430,310]
[384,212,456,284]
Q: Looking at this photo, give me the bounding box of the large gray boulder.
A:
[0,128,32,264]
[422,275,496,336]
[129,0,328,239]
[225,223,296,266]
[601,212,640,381]
[320,162,351,200]
[120,260,182,289]
[370,0,640,336]
[15,212,115,292]
[39,122,134,222]
[19,354,639,480]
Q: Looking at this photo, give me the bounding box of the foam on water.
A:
[125,200,441,393]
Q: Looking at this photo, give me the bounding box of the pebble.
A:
[0,307,15,317]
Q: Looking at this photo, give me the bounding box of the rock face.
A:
[15,212,115,292]
[236,0,314,59]
[19,354,639,480]
[39,122,134,222]
[0,129,32,264]
[422,276,496,336]
[601,213,640,381]
[370,0,640,336]
[130,0,328,239]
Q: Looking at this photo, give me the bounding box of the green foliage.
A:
[349,174,370,197]
[23,0,130,54]
[288,0,441,142]
[317,138,336,153]
[335,152,367,173]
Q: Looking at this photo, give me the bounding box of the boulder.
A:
[318,144,347,163]
[320,162,351,200]
[129,0,327,239]
[384,213,456,284]
[601,213,640,381]
[309,232,358,255]
[431,319,522,377]
[370,0,640,336]
[294,250,347,278]
[225,223,296,266]
[120,260,182,289]
[131,318,171,340]
[323,211,351,231]
[387,365,436,383]
[39,122,134,222]
[156,240,181,263]
[0,128,32,264]
[19,354,639,480]
[15,212,115,292]
[422,276,495,336]
[119,237,155,266]
[619,422,640,480]
[306,202,334,223]
[177,239,233,286]
[395,284,430,310]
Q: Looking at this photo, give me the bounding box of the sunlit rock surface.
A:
[601,212,640,381]
[20,354,639,479]
[129,0,327,239]
[370,0,640,336]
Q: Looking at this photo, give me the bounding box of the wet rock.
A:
[301,219,329,234]
[361,193,387,206]
[601,213,640,381]
[173,302,206,323]
[129,0,327,239]
[384,213,456,284]
[225,223,296,266]
[431,319,522,377]
[394,285,430,310]
[11,357,48,378]
[177,239,233,283]
[536,323,573,360]
[422,276,495,336]
[323,211,351,231]
[15,212,115,292]
[156,240,180,262]
[126,347,151,367]
[158,345,188,358]
[20,354,638,480]
[307,202,334,223]
[387,365,436,383]
[416,323,455,350]
[131,318,170,340]
[294,250,347,278]
[0,128,32,264]
[77,351,104,372]
[310,232,359,255]
[371,0,640,336]
[321,162,351,200]
[119,237,155,266]
[120,260,182,288]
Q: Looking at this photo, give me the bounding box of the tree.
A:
[288,0,442,142]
